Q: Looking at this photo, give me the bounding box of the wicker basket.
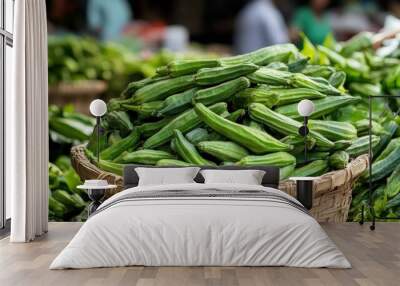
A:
[71,144,368,223]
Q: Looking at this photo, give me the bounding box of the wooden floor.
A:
[0,222,399,286]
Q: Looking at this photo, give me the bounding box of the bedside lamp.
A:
[89,99,107,163]
[290,100,315,210]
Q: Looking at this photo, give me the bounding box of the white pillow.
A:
[135,167,200,186]
[200,169,265,185]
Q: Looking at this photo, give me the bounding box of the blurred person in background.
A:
[234,0,289,54]
[291,0,332,45]
[87,0,132,41]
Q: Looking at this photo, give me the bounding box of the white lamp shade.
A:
[297,99,315,117]
[89,99,107,117]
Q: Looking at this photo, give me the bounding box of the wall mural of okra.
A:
[50,32,400,222]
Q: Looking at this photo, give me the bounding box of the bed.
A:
[50,165,350,269]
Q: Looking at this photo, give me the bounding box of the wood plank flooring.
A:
[0,222,399,286]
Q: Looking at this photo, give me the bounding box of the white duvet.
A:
[50,183,351,269]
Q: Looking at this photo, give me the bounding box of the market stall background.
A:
[46,0,400,221]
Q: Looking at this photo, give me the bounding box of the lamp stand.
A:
[89,99,107,164]
[96,116,101,164]
[298,116,309,163]
[304,116,308,163]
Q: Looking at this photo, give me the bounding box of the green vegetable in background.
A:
[185,128,210,144]
[220,43,298,66]
[385,165,400,199]
[329,151,350,170]
[387,193,400,210]
[73,34,400,222]
[194,77,250,106]
[164,59,220,77]
[296,151,330,165]
[248,103,334,148]
[116,149,175,165]
[195,64,258,85]
[157,88,199,117]
[372,186,387,218]
[364,145,400,183]
[328,71,346,88]
[122,101,164,118]
[302,65,335,78]
[233,86,281,108]
[197,141,249,162]
[280,164,296,180]
[275,95,359,120]
[345,135,380,158]
[48,36,174,93]
[293,160,329,177]
[50,117,92,142]
[100,129,140,161]
[247,67,293,86]
[173,129,215,165]
[237,152,296,167]
[143,102,228,149]
[354,119,388,136]
[348,82,382,97]
[275,88,326,106]
[340,32,372,57]
[156,159,194,167]
[194,103,292,153]
[48,157,88,222]
[132,75,195,104]
[308,120,357,141]
[103,111,133,135]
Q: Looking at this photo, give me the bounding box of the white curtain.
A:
[8,0,49,242]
